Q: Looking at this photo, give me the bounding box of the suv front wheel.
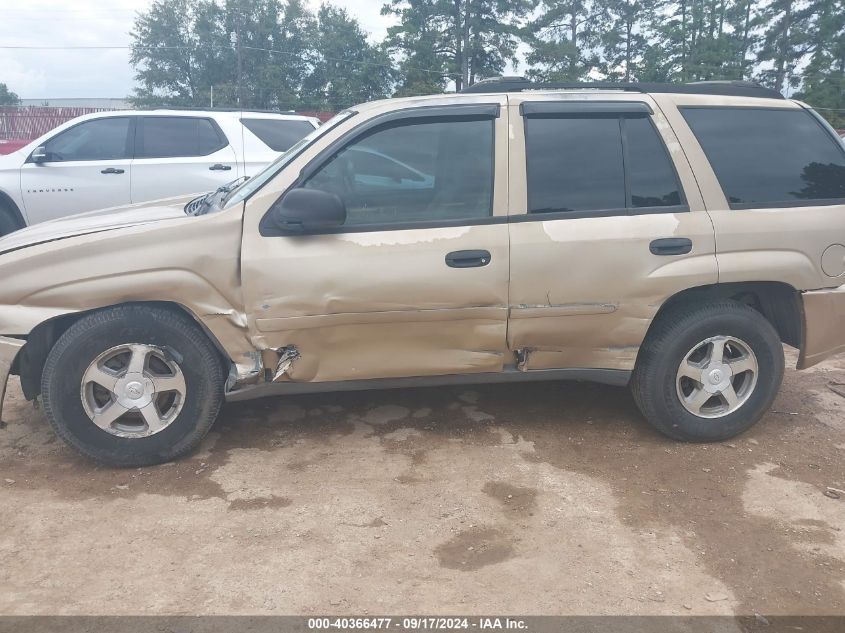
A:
[631,300,785,441]
[41,305,225,466]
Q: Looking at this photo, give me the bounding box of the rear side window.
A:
[681,107,845,208]
[242,118,316,152]
[527,118,625,213]
[525,114,683,215]
[136,117,226,158]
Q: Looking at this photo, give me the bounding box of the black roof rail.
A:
[459,77,785,100]
[134,106,302,114]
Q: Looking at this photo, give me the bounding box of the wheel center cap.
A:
[701,362,733,394]
[114,373,155,409]
[125,381,145,399]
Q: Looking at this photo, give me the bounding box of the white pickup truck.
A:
[0,109,319,235]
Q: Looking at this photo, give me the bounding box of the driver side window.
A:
[302,118,494,227]
[42,117,132,162]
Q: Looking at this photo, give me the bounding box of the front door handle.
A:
[650,238,692,256]
[209,163,232,171]
[446,250,492,268]
[100,167,124,175]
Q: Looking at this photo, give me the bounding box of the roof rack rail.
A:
[136,106,301,114]
[459,77,785,100]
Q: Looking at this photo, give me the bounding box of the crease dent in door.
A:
[506,222,718,372]
[254,308,508,384]
[244,221,511,383]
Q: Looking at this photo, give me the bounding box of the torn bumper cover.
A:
[0,336,24,424]
[798,284,845,370]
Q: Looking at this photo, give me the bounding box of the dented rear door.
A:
[506,93,718,372]
[240,97,511,383]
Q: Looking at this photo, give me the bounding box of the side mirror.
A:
[270,188,346,233]
[30,146,48,163]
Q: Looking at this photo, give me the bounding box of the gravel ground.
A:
[0,348,843,617]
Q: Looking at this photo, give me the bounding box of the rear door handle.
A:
[209,163,232,171]
[446,250,492,268]
[100,167,124,175]
[650,238,692,256]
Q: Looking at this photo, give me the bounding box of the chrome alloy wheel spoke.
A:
[80,344,187,438]
[676,335,759,419]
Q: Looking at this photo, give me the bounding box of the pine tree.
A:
[383,0,536,92]
[794,0,845,126]
[755,0,814,93]
[525,0,602,81]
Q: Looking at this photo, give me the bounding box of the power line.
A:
[0,44,459,79]
[243,46,459,78]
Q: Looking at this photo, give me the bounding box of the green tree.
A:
[794,0,845,126]
[755,0,815,92]
[384,0,536,92]
[131,0,319,109]
[641,0,760,82]
[301,5,395,110]
[525,0,603,81]
[0,83,19,106]
[598,0,657,82]
[382,0,451,96]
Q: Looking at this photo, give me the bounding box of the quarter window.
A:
[242,118,316,152]
[525,113,683,215]
[303,118,494,227]
[42,117,131,162]
[136,117,226,159]
[681,107,845,208]
[626,117,683,208]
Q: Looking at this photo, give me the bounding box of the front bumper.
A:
[798,284,845,369]
[0,336,24,423]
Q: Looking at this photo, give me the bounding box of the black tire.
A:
[631,300,784,442]
[41,305,226,467]
[0,207,21,237]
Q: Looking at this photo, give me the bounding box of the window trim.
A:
[26,116,135,164]
[522,109,688,218]
[679,105,845,211]
[297,104,500,184]
[133,115,229,159]
[520,101,653,118]
[260,104,501,237]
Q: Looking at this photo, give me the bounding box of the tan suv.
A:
[1,79,844,466]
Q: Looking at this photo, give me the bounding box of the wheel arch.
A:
[14,301,233,401]
[0,189,26,231]
[641,281,803,364]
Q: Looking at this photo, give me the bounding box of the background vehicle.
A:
[0,110,319,236]
[0,80,844,467]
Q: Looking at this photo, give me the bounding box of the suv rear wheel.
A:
[631,300,785,441]
[41,305,225,467]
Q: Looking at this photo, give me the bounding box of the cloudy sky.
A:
[0,0,396,99]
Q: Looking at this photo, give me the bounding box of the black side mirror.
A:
[31,146,47,163]
[270,188,346,233]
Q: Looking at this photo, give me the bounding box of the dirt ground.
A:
[0,348,843,617]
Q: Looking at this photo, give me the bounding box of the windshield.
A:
[223,110,356,208]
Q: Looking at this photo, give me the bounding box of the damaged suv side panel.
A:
[0,205,256,393]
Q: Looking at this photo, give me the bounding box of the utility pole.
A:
[235,0,243,107]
